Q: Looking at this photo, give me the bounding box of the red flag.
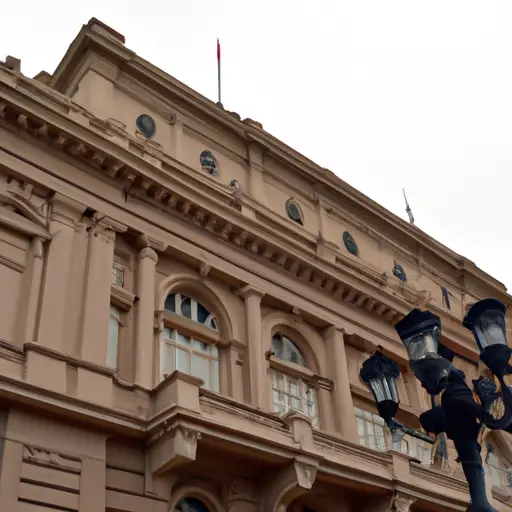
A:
[217,38,221,62]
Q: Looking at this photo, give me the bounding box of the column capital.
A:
[137,246,158,264]
[323,325,345,340]
[236,284,265,300]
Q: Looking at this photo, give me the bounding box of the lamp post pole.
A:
[360,299,512,512]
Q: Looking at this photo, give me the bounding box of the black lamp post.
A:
[360,298,512,512]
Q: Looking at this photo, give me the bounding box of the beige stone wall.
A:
[0,16,511,512]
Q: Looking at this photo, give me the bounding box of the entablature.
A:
[0,67,502,361]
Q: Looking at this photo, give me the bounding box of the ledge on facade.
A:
[199,388,288,430]
[111,283,136,309]
[0,83,496,362]
[150,370,202,418]
[24,342,116,377]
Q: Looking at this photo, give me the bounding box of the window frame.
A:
[268,336,319,426]
[285,198,304,226]
[354,406,387,452]
[158,293,221,392]
[107,305,123,369]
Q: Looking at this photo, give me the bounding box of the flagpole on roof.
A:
[217,38,222,107]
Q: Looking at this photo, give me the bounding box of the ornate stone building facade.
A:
[0,17,512,512]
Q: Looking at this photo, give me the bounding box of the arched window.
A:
[270,333,318,426]
[160,293,219,392]
[174,497,210,512]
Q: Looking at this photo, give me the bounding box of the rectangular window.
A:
[355,407,386,451]
[111,264,125,287]
[107,306,121,369]
[271,371,318,427]
[441,287,451,310]
[159,328,219,392]
[392,434,432,465]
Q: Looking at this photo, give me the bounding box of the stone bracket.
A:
[261,456,319,512]
[149,426,201,476]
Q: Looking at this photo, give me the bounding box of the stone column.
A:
[135,246,158,389]
[37,209,78,352]
[16,236,44,345]
[237,285,266,409]
[79,226,116,365]
[324,326,358,443]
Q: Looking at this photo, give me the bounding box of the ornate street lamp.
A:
[360,298,512,512]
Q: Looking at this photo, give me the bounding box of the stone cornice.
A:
[0,85,410,325]
[0,68,502,360]
[43,20,509,301]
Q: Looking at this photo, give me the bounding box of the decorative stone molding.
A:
[227,479,259,511]
[261,457,319,512]
[22,445,82,472]
[137,245,158,264]
[283,410,314,452]
[391,492,416,512]
[148,425,201,475]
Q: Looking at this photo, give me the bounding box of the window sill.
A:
[111,284,136,310]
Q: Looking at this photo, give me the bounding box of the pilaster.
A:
[237,285,266,409]
[16,236,45,345]
[79,456,106,511]
[0,439,23,511]
[247,143,267,205]
[79,224,117,365]
[324,326,358,443]
[135,245,158,389]
[37,200,82,352]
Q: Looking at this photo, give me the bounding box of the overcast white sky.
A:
[4,1,512,290]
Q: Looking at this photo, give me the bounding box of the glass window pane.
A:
[291,397,300,411]
[164,294,176,313]
[197,303,211,324]
[176,348,190,373]
[176,332,190,347]
[162,327,172,340]
[357,418,365,435]
[211,359,219,392]
[275,373,285,390]
[211,344,218,357]
[191,355,210,389]
[107,315,119,369]
[160,341,171,379]
[181,297,192,318]
[193,339,210,354]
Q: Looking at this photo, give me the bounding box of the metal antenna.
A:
[402,188,415,225]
